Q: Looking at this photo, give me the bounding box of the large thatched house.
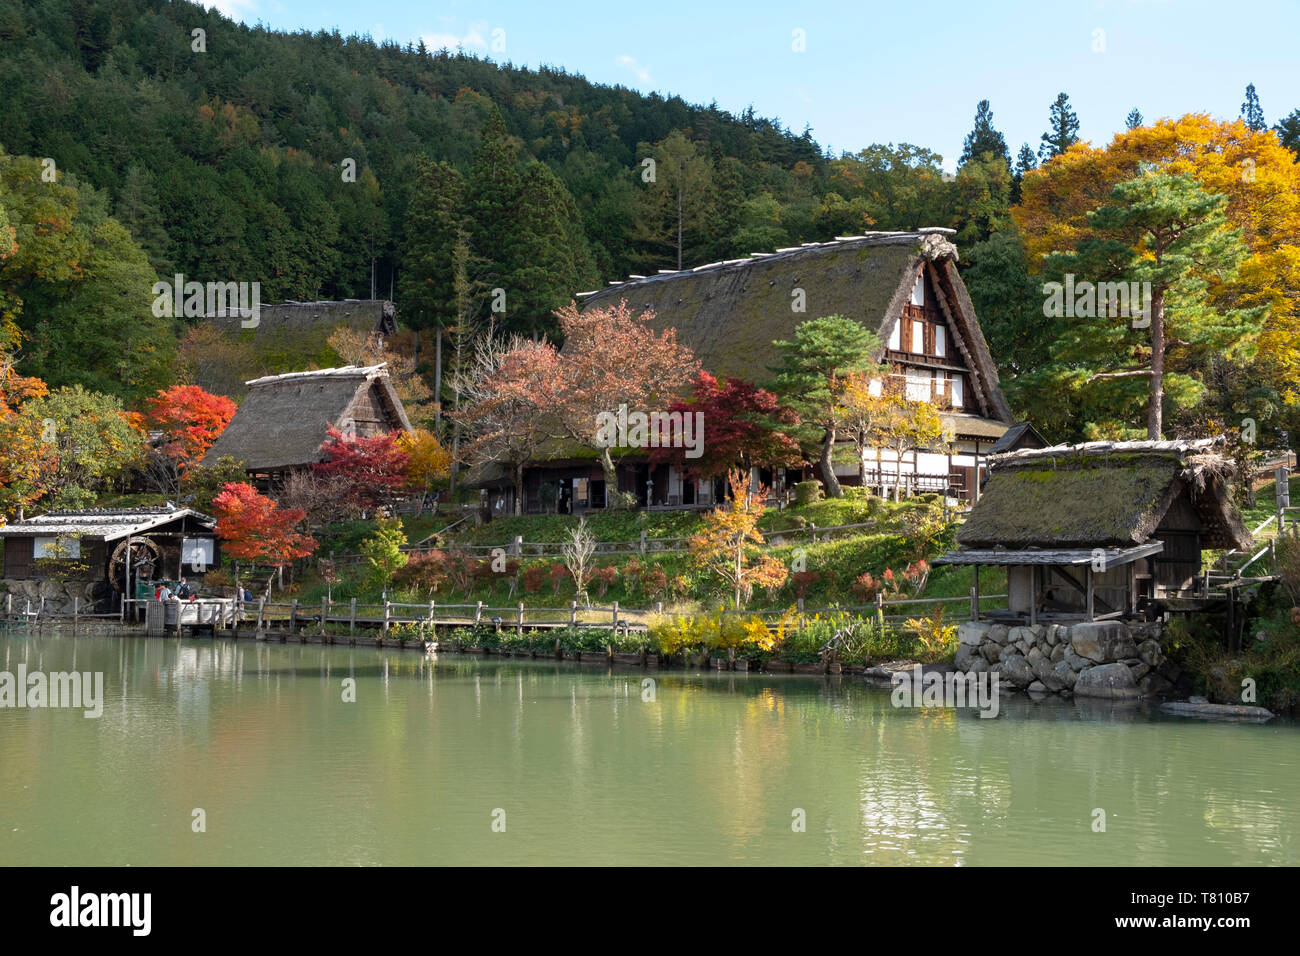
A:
[490,229,1023,514]
[936,439,1252,622]
[203,364,412,487]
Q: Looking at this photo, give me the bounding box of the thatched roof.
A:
[202,364,412,472]
[0,506,215,541]
[957,439,1251,551]
[208,299,397,338]
[576,229,1012,423]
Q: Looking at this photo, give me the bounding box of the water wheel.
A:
[108,537,162,592]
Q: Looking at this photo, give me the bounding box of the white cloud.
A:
[209,0,258,21]
[617,55,651,84]
[422,23,489,51]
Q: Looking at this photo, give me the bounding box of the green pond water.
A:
[0,628,1296,866]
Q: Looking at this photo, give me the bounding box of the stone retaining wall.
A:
[1,578,99,616]
[955,620,1185,699]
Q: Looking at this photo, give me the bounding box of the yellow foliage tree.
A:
[687,468,788,609]
[397,428,452,511]
[1014,115,1300,408]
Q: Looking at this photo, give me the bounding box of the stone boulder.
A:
[1064,646,1091,672]
[1138,639,1163,667]
[980,642,1001,664]
[987,624,1010,646]
[999,652,1035,689]
[1074,662,1140,699]
[1031,656,1067,692]
[1071,621,1139,663]
[955,644,978,671]
[958,622,990,646]
[1052,659,1078,689]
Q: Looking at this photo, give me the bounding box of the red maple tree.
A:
[649,370,804,480]
[314,426,411,512]
[212,482,316,568]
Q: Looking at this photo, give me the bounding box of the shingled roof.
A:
[202,364,412,472]
[576,229,1012,423]
[956,439,1252,551]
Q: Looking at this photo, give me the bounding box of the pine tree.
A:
[1125,108,1143,130]
[768,316,880,499]
[1241,83,1266,131]
[959,99,1011,169]
[398,159,465,330]
[631,130,715,271]
[1039,92,1081,161]
[1041,172,1265,439]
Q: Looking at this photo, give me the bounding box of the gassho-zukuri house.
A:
[0,506,220,613]
[203,364,413,489]
[479,228,1036,514]
[935,439,1253,623]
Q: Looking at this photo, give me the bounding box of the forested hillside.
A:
[1,0,1298,447]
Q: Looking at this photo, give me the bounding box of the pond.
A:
[0,628,1295,865]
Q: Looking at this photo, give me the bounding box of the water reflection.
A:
[0,627,1295,866]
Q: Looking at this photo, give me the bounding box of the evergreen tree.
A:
[959,99,1011,169]
[768,316,880,499]
[1125,108,1144,130]
[1011,143,1038,204]
[1038,92,1081,161]
[1241,83,1266,131]
[113,165,171,276]
[504,162,594,338]
[1276,109,1300,158]
[466,108,522,297]
[398,159,465,330]
[631,130,715,271]
[1036,172,1266,439]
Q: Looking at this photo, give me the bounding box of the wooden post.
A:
[512,535,523,557]
[321,596,328,629]
[25,598,31,622]
[257,597,265,631]
[1028,566,1037,626]
[612,601,619,629]
[1085,565,1095,622]
[428,600,435,625]
[73,596,78,625]
[973,565,981,621]
[875,591,884,629]
[383,600,390,634]
[349,598,356,637]
[516,601,524,636]
[5,593,10,622]
[290,599,299,635]
[475,601,483,624]
[639,530,647,553]
[569,601,577,628]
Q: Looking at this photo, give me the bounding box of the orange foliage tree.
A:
[143,384,237,496]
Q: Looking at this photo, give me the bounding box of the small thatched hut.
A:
[203,364,412,487]
[936,439,1252,622]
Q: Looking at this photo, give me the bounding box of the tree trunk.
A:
[1147,288,1165,440]
[819,428,842,498]
[599,446,624,508]
[858,441,869,490]
[514,462,524,517]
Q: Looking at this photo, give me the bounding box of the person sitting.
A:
[156,581,173,602]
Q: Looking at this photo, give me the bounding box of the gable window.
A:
[950,375,964,408]
[905,369,931,402]
[888,320,901,350]
[911,321,924,354]
[910,274,925,307]
[935,325,946,357]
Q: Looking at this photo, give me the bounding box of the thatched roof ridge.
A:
[958,438,1250,551]
[0,506,215,540]
[573,230,1012,423]
[202,364,412,471]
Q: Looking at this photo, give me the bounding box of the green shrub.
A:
[793,480,823,507]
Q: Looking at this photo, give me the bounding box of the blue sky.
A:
[212,0,1298,171]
